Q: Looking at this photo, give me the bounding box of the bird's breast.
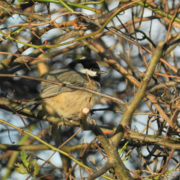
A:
[43,89,98,119]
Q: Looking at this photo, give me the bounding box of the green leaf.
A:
[15,163,28,174]
[31,160,40,176]
[21,151,29,168]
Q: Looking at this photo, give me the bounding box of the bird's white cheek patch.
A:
[80,69,97,77]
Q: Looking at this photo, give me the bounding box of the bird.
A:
[40,58,101,175]
[40,59,101,121]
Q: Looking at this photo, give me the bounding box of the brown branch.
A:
[124,131,180,150]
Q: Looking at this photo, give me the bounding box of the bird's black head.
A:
[68,59,101,82]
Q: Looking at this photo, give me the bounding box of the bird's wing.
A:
[41,69,88,99]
